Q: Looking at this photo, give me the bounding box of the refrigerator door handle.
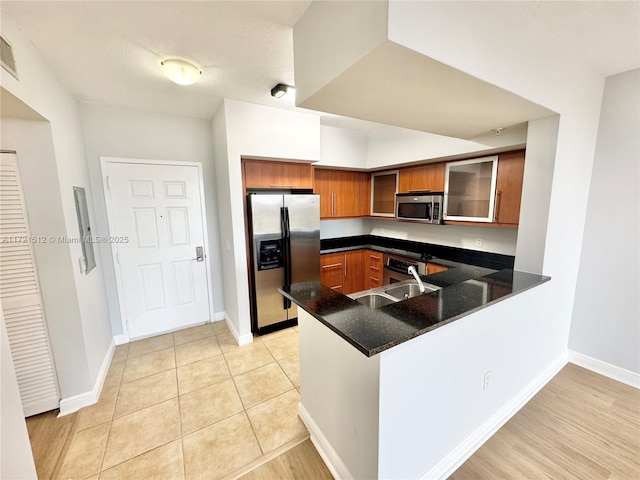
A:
[281,206,292,309]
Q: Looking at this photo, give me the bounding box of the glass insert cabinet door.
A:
[443,156,498,222]
[371,170,398,217]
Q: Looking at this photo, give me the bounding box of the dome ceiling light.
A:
[160,59,202,85]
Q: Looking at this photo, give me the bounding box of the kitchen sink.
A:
[385,281,439,300]
[352,292,398,309]
[348,279,441,309]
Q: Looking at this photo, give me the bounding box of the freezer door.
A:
[249,195,286,328]
[284,194,320,287]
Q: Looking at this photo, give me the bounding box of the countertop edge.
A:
[280,272,551,357]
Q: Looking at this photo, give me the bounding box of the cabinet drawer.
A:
[321,253,345,290]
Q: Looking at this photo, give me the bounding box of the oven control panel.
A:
[386,258,419,274]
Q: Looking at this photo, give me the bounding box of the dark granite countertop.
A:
[280,269,550,357]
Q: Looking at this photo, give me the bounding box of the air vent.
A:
[1,36,18,79]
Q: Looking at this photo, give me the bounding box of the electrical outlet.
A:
[482,371,491,390]
[476,238,483,248]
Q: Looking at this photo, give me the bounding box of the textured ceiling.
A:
[2,1,639,130]
[523,1,640,77]
[2,1,313,120]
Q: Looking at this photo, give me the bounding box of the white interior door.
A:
[105,161,210,339]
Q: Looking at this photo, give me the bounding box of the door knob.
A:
[194,246,204,262]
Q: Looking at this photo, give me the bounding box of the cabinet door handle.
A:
[322,263,343,269]
[332,193,336,217]
[370,266,380,271]
[344,259,347,277]
[494,190,501,222]
[270,184,295,188]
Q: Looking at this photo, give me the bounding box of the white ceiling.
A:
[2,1,639,133]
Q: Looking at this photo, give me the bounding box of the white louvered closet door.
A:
[0,152,60,416]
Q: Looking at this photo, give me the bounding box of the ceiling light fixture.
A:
[160,59,202,85]
[271,83,295,101]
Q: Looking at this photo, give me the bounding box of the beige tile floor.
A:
[60,322,307,480]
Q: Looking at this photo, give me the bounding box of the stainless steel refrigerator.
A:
[247,193,320,334]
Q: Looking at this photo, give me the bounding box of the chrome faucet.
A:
[407,265,426,294]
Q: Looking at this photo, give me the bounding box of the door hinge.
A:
[106,176,110,190]
[116,251,120,264]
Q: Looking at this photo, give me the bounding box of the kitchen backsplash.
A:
[320,218,517,256]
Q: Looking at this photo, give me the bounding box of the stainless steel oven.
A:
[383,253,427,285]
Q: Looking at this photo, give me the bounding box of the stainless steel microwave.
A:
[395,192,444,224]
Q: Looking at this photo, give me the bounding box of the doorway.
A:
[0,151,60,416]
[101,158,213,340]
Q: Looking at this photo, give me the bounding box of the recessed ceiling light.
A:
[160,59,202,85]
[271,83,295,101]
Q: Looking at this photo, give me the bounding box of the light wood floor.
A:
[451,363,640,479]
[26,409,78,480]
[239,439,333,480]
[26,363,638,479]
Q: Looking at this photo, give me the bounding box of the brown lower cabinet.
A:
[366,250,384,288]
[320,250,367,295]
[343,250,366,294]
[320,252,344,293]
[321,250,448,294]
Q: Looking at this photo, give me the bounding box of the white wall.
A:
[0,117,91,397]
[319,218,368,239]
[378,282,563,478]
[1,13,112,396]
[366,125,489,169]
[514,115,559,274]
[368,219,518,256]
[569,69,640,374]
[211,105,236,333]
[214,99,320,341]
[299,310,380,480]
[293,0,388,105]
[1,309,38,480]
[317,125,367,169]
[320,217,517,256]
[384,0,603,335]
[80,103,224,336]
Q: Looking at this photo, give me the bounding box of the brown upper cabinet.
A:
[398,162,446,193]
[243,159,313,190]
[314,168,370,219]
[494,150,525,225]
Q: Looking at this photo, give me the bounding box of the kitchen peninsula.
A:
[280,250,550,479]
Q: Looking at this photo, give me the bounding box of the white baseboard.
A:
[214,311,226,322]
[568,350,640,389]
[224,312,253,346]
[420,352,568,480]
[298,402,353,480]
[58,338,116,417]
[113,334,129,345]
